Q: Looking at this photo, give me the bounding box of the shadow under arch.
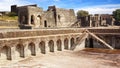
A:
[57,39,62,51]
[1,46,11,60]
[48,40,54,52]
[70,37,75,49]
[39,41,46,54]
[64,38,69,50]
[28,42,36,56]
[16,44,24,58]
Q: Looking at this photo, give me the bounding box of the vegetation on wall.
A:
[113,9,120,22]
[0,12,18,21]
[7,12,17,17]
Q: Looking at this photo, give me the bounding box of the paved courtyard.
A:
[0,49,120,68]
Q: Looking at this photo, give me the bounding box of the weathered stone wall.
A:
[0,28,86,60]
[56,8,76,27]
[18,5,76,29]
[0,21,18,27]
[43,11,56,27]
[88,29,120,33]
[27,6,43,28]
[0,28,85,38]
[0,28,120,60]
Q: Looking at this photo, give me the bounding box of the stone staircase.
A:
[86,30,114,50]
[71,29,114,50]
[71,31,88,50]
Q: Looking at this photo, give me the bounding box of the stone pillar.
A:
[54,40,57,52]
[61,39,64,51]
[28,15,31,25]
[11,47,15,60]
[68,38,71,50]
[90,20,92,27]
[12,46,19,60]
[35,42,40,56]
[24,43,29,58]
[45,40,49,53]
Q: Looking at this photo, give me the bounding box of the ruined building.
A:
[78,14,115,27]
[11,5,116,28]
[11,5,76,28]
[0,4,119,61]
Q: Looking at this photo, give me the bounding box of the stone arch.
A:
[37,15,42,25]
[28,42,36,56]
[44,20,47,27]
[57,39,62,51]
[1,46,11,60]
[70,38,75,49]
[16,44,24,58]
[64,38,69,50]
[31,15,35,24]
[48,40,54,52]
[39,41,46,54]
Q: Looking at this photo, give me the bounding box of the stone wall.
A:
[18,5,76,29]
[56,8,76,27]
[0,28,85,38]
[0,28,120,60]
[0,21,18,27]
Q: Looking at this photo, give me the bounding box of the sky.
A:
[0,0,120,14]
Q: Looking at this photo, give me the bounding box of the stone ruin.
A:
[11,4,76,29]
[11,4,117,28]
[0,4,119,61]
[77,14,115,27]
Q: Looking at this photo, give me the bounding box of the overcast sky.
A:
[0,0,120,14]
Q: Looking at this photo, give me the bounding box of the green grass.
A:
[0,16,18,21]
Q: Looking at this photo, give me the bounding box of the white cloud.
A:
[75,4,120,14]
[53,0,60,1]
[0,0,31,11]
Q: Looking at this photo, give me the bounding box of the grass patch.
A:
[0,16,18,21]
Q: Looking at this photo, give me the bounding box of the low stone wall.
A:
[88,29,120,33]
[0,28,85,38]
[0,21,18,27]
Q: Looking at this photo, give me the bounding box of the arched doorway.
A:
[16,44,24,58]
[39,41,45,54]
[44,20,47,27]
[48,40,54,52]
[37,15,42,25]
[28,42,36,56]
[89,38,93,48]
[64,38,69,50]
[31,15,35,24]
[57,39,62,51]
[1,46,11,60]
[70,38,75,49]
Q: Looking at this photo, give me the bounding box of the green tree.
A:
[77,10,89,18]
[113,9,120,22]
